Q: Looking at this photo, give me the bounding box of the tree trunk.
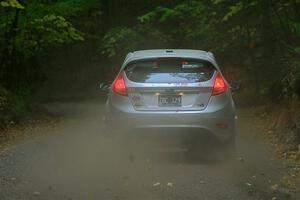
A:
[292,0,300,21]
[0,8,21,87]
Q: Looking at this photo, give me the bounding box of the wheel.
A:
[222,136,237,159]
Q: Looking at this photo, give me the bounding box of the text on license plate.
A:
[158,95,182,107]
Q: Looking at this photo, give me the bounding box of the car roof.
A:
[122,49,218,68]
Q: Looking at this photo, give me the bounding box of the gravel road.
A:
[0,99,298,200]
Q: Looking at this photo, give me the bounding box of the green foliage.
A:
[282,59,300,98]
[0,0,102,120]
[0,0,24,9]
[136,25,170,48]
[138,6,174,23]
[101,27,142,58]
[25,0,100,18]
[19,14,84,57]
[54,0,100,16]
[218,1,257,22]
[101,24,171,59]
[138,1,217,49]
[0,0,98,58]
[0,86,29,120]
[291,22,300,38]
[222,2,244,22]
[0,0,97,89]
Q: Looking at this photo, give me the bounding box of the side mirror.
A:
[99,82,111,92]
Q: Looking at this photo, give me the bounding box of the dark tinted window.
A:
[125,58,215,83]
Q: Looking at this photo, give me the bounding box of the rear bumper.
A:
[104,101,237,144]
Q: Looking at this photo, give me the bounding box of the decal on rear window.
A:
[182,64,204,69]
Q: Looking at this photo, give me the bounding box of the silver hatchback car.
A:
[104,49,237,156]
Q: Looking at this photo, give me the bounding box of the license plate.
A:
[158,95,182,107]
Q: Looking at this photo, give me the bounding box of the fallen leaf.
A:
[245,182,252,187]
[33,191,40,196]
[166,182,173,187]
[153,182,160,187]
[271,184,279,191]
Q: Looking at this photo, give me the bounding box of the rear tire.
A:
[222,136,237,159]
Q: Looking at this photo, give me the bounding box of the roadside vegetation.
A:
[0,0,300,185]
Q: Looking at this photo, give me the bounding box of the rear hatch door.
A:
[124,58,215,111]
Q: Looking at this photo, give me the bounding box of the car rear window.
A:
[124,58,215,83]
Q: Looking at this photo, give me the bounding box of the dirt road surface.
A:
[0,99,298,200]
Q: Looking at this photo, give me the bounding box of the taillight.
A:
[212,72,227,96]
[112,74,127,96]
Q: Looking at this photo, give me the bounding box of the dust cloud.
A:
[3,99,286,200]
